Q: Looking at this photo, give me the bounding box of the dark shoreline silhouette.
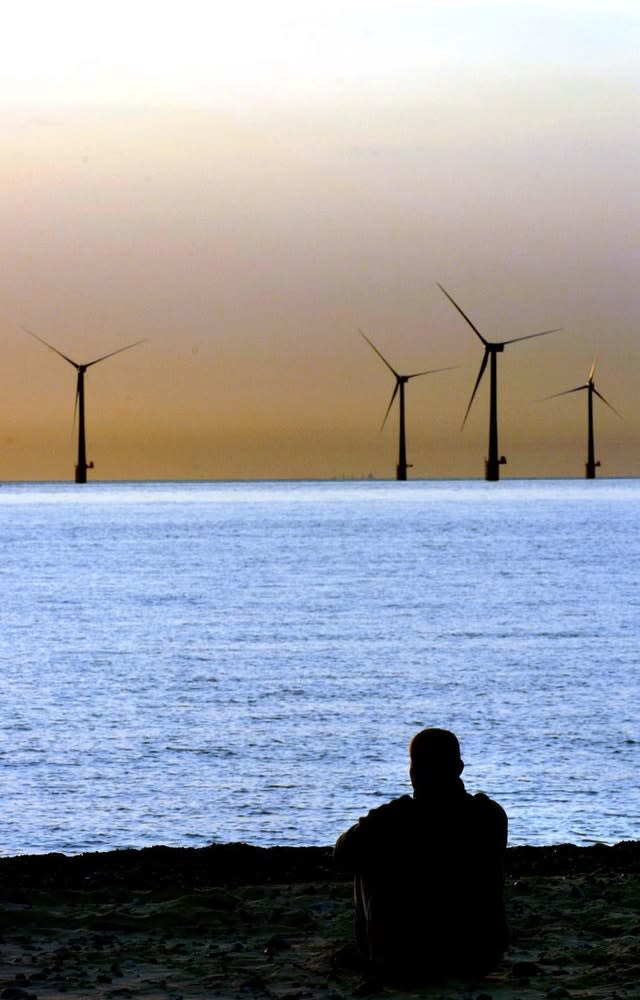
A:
[1,840,638,894]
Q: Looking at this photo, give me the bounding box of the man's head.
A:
[409,728,464,791]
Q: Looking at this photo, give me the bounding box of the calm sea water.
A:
[0,479,637,857]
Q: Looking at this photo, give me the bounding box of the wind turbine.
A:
[545,360,621,479]
[360,330,455,480]
[437,284,560,481]
[24,327,145,483]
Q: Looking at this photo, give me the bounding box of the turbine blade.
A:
[437,284,488,345]
[593,387,622,418]
[73,375,80,431]
[462,351,489,429]
[503,328,561,346]
[359,330,398,377]
[544,385,588,400]
[381,382,399,430]
[85,338,146,368]
[22,325,79,369]
[407,364,459,379]
[588,358,597,381]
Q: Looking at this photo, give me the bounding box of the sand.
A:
[1,841,638,999]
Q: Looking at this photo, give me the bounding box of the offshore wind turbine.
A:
[360,330,455,480]
[438,284,560,481]
[545,360,621,479]
[24,327,145,483]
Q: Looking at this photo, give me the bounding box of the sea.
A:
[1,479,637,857]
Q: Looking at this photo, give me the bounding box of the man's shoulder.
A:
[334,795,414,859]
[472,791,507,819]
[469,791,508,845]
[350,794,415,832]
[339,795,414,843]
[368,794,415,818]
[334,795,415,869]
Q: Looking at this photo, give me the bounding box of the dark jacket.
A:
[334,780,508,981]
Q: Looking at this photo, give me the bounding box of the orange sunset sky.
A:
[1,1,638,480]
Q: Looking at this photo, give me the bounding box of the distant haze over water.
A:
[1,479,637,856]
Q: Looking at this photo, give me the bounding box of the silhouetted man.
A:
[334,728,508,984]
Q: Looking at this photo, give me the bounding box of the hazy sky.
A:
[1,0,638,479]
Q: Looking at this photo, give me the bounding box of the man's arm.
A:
[334,819,366,871]
[334,796,413,871]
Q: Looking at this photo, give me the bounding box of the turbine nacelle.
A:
[545,362,621,418]
[23,326,145,371]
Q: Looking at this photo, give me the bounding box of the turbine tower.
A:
[546,361,621,479]
[360,331,454,480]
[438,284,560,481]
[25,328,144,483]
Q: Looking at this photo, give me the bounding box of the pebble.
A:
[512,959,542,977]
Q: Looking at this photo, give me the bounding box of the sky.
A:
[1,0,638,480]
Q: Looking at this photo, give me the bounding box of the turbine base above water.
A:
[75,461,95,484]
[485,455,507,481]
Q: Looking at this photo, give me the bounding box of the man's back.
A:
[334,731,508,982]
